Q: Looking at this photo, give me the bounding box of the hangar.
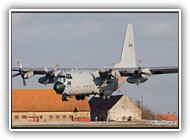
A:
[12,89,91,122]
[89,95,142,121]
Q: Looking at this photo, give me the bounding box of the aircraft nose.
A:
[53,82,65,94]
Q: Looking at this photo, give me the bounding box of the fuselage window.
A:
[67,81,71,85]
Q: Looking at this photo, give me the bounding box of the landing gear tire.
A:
[80,95,85,100]
[106,95,110,100]
[76,95,80,101]
[62,95,69,101]
[101,95,106,101]
[101,95,110,101]
[76,95,85,101]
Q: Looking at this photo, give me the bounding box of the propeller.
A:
[134,59,151,77]
[130,59,151,85]
[41,64,60,85]
[111,61,116,69]
[12,61,27,86]
[100,67,115,90]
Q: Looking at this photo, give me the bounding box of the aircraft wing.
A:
[117,66,178,77]
[12,67,47,75]
[149,66,178,75]
[12,67,100,76]
[12,66,178,77]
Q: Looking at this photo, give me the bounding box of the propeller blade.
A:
[16,61,27,86]
[141,69,151,76]
[22,78,26,86]
[12,73,21,78]
[111,61,116,69]
[54,63,60,71]
[138,59,142,68]
[17,61,23,69]
[42,66,49,73]
[101,78,107,88]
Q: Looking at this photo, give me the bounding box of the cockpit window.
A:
[58,75,65,78]
[66,74,72,79]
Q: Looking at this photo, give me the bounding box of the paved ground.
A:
[12,121,178,129]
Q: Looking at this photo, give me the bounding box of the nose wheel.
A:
[62,95,69,101]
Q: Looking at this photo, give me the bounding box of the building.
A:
[12,89,91,122]
[154,113,178,121]
[89,94,141,121]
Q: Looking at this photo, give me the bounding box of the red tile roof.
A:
[154,114,178,121]
[12,89,90,112]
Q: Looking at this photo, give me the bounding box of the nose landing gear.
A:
[62,94,69,101]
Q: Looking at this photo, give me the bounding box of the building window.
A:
[122,116,126,121]
[49,115,53,119]
[22,116,27,119]
[15,116,19,119]
[62,115,66,119]
[56,115,60,119]
[69,115,73,119]
[39,115,43,119]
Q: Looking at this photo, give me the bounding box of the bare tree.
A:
[135,100,155,120]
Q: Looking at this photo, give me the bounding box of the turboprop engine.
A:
[127,76,148,84]
[12,61,35,86]
[127,68,151,85]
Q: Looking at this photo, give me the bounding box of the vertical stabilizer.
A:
[114,24,136,68]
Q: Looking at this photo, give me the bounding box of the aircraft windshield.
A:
[66,74,72,79]
[58,75,65,78]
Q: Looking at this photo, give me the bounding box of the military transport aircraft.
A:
[12,24,178,101]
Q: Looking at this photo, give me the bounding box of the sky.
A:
[11,10,179,114]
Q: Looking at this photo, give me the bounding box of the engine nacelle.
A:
[23,70,34,79]
[38,76,54,84]
[127,77,148,84]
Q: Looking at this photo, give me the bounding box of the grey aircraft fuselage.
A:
[55,70,126,97]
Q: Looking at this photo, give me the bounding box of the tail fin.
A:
[114,24,136,68]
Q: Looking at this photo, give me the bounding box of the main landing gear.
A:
[75,95,85,101]
[61,95,86,102]
[101,95,110,101]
